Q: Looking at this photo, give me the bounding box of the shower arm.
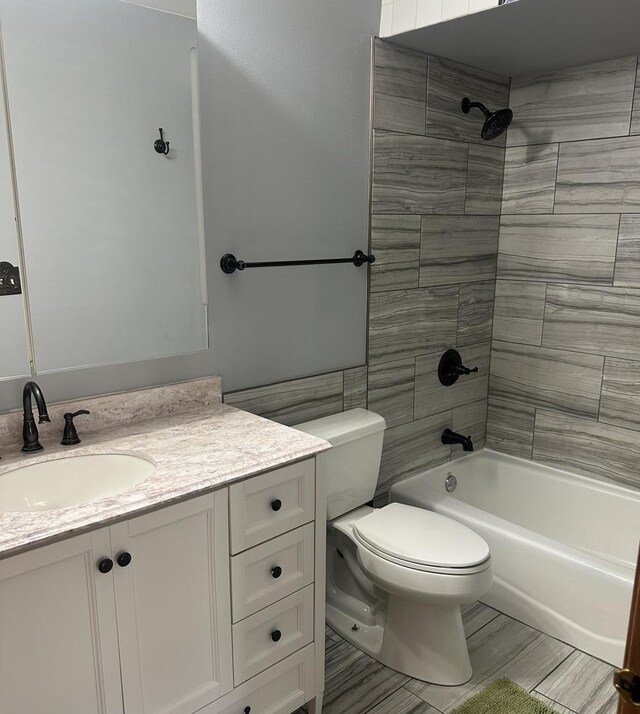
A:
[461,98,491,118]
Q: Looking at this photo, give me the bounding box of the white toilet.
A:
[295,409,492,686]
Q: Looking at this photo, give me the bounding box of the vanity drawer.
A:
[231,523,315,622]
[229,460,315,553]
[232,585,314,686]
[198,645,315,714]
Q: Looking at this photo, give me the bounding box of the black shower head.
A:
[461,97,513,140]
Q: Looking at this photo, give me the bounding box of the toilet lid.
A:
[352,503,490,570]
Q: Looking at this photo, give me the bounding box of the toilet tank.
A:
[294,409,386,520]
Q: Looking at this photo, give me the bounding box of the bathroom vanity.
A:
[0,379,329,714]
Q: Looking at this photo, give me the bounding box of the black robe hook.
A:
[154,128,170,155]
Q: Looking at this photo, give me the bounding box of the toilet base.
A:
[327,596,472,686]
[380,596,472,685]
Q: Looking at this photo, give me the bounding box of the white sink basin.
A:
[0,454,156,512]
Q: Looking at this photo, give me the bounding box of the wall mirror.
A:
[0,0,207,381]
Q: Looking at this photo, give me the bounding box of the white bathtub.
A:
[390,449,640,666]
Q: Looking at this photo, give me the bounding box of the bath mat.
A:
[451,679,559,714]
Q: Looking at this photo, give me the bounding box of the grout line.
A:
[358,679,413,714]
[507,129,640,149]
[530,408,539,460]
[418,214,425,285]
[463,135,472,215]
[464,610,501,640]
[531,690,580,714]
[539,280,549,347]
[627,56,639,137]
[411,356,417,422]
[530,650,576,695]
[612,213,623,287]
[595,352,606,424]
[551,142,561,214]
[406,685,448,714]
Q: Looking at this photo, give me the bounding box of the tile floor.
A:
[306,602,620,714]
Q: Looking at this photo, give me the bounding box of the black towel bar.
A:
[220,250,375,274]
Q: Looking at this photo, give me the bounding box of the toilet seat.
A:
[352,503,490,575]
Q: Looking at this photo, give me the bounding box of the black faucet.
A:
[441,428,474,452]
[22,381,51,453]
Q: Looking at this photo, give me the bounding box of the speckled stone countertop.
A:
[0,378,330,560]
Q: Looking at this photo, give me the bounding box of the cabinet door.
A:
[0,530,123,714]
[111,491,233,714]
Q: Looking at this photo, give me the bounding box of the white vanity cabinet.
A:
[0,490,232,714]
[0,457,325,714]
[0,527,123,714]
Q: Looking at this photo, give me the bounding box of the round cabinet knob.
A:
[97,558,114,574]
[271,629,282,643]
[271,499,282,512]
[271,566,283,579]
[116,552,132,568]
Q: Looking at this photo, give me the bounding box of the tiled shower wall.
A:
[486,55,640,490]
[226,40,508,501]
[368,40,507,499]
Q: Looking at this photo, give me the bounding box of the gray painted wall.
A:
[0,0,380,412]
[198,0,378,393]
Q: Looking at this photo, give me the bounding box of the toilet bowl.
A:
[295,409,492,685]
[328,503,491,684]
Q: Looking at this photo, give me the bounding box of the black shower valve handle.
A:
[453,364,479,377]
[438,349,480,387]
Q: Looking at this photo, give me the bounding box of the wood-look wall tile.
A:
[367,358,415,428]
[374,40,427,136]
[376,411,452,498]
[536,650,619,714]
[371,215,422,292]
[372,131,468,214]
[419,215,499,287]
[555,135,640,213]
[452,399,487,456]
[533,411,640,489]
[599,357,640,432]
[497,215,619,284]
[507,56,637,146]
[415,342,490,419]
[486,397,535,459]
[368,286,459,365]
[344,366,368,410]
[224,371,344,426]
[490,341,604,419]
[543,284,640,360]
[457,281,495,346]
[614,214,640,288]
[426,56,510,147]
[465,144,505,215]
[501,144,559,214]
[492,279,546,346]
